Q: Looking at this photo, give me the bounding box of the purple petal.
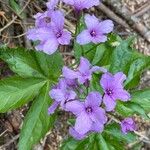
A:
[46,0,59,10]
[67,90,77,100]
[62,66,78,79]
[51,10,64,29]
[57,30,71,45]
[91,66,107,73]
[100,73,114,90]
[99,20,114,34]
[65,100,84,116]
[78,57,91,73]
[85,92,102,107]
[114,72,126,84]
[27,28,38,41]
[76,30,91,45]
[69,127,86,140]
[48,101,59,114]
[103,95,116,111]
[62,0,74,5]
[114,89,131,101]
[57,78,67,90]
[91,121,104,133]
[92,107,107,124]
[83,0,100,9]
[42,39,59,55]
[91,35,107,43]
[85,14,99,29]
[75,112,92,135]
[49,89,65,102]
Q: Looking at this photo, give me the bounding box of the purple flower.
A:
[27,10,71,55]
[69,127,86,140]
[48,78,76,114]
[46,0,59,10]
[100,72,131,112]
[77,14,114,45]
[63,57,107,84]
[121,118,136,134]
[62,0,100,11]
[65,92,107,135]
[33,11,52,28]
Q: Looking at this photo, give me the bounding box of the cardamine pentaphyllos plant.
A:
[0,0,150,150]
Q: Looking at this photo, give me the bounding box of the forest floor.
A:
[0,0,150,149]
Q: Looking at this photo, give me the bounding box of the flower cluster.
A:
[48,57,135,140]
[27,0,113,55]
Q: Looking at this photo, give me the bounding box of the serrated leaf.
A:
[0,76,46,112]
[18,83,55,150]
[0,47,63,80]
[116,101,148,118]
[104,123,136,143]
[110,38,150,89]
[131,88,150,112]
[96,134,109,150]
[33,51,63,80]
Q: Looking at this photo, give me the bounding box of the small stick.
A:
[0,0,31,33]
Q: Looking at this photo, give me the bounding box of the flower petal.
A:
[114,72,126,84]
[85,92,102,107]
[57,30,71,45]
[92,107,107,124]
[91,66,107,73]
[62,66,78,79]
[78,57,91,73]
[114,89,131,101]
[91,121,104,133]
[76,30,91,45]
[75,112,92,135]
[49,89,65,102]
[48,101,59,114]
[100,73,114,89]
[42,39,59,55]
[69,127,86,140]
[99,20,114,34]
[65,100,84,116]
[91,35,107,43]
[103,95,116,111]
[85,14,99,29]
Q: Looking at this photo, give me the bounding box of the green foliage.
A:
[18,83,55,150]
[61,123,137,150]
[0,47,63,150]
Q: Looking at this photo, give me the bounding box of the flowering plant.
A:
[0,0,150,150]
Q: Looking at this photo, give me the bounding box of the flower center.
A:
[56,31,62,38]
[44,17,51,23]
[106,88,113,96]
[86,107,93,113]
[90,30,96,37]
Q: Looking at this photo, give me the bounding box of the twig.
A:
[0,0,31,33]
[133,2,150,17]
[0,134,20,149]
[98,2,150,43]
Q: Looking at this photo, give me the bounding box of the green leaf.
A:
[0,76,46,112]
[0,47,63,80]
[104,123,136,143]
[9,0,25,18]
[96,134,109,150]
[116,101,148,118]
[131,88,150,112]
[33,51,63,80]
[110,37,150,89]
[60,137,89,150]
[18,83,55,150]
